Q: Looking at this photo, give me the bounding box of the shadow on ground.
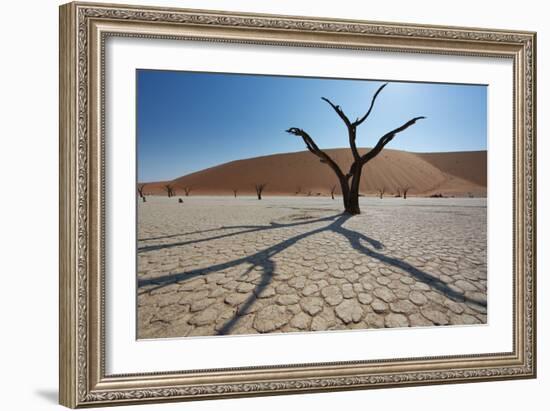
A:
[138,213,486,335]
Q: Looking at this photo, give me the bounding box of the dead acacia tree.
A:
[378,187,386,199]
[402,186,411,199]
[255,183,266,200]
[394,187,402,198]
[183,187,192,197]
[233,188,238,198]
[137,184,147,202]
[163,184,174,198]
[330,185,337,200]
[286,83,425,215]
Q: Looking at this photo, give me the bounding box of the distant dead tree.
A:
[233,188,238,198]
[394,187,402,198]
[255,183,267,200]
[295,186,302,195]
[163,184,174,198]
[137,184,147,202]
[330,185,337,200]
[378,187,386,199]
[307,190,312,197]
[183,187,192,196]
[286,83,424,215]
[402,186,411,199]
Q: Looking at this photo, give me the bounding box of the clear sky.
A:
[137,70,487,182]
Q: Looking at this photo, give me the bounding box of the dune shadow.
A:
[138,213,485,335]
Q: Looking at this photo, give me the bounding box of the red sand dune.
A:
[141,148,487,197]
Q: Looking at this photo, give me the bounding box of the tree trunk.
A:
[337,177,357,215]
[346,190,361,214]
[345,169,362,215]
[257,192,262,200]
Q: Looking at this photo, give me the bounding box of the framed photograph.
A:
[59,2,536,408]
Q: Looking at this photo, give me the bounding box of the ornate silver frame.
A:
[59,2,536,408]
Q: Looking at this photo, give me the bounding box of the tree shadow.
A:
[329,216,486,307]
[138,227,236,242]
[138,215,342,295]
[138,213,486,335]
[137,214,340,253]
[215,259,275,335]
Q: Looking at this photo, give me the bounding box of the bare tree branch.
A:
[353,83,388,127]
[323,84,388,161]
[360,116,426,165]
[286,127,346,180]
[321,97,351,127]
[322,97,360,161]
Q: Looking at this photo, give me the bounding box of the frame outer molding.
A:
[59,1,536,408]
[60,2,79,408]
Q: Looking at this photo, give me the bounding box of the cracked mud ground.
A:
[137,197,487,338]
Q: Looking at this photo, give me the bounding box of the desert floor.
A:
[137,196,487,338]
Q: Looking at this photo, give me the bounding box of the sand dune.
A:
[416,151,487,187]
[141,148,486,197]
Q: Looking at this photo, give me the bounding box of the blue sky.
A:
[137,70,487,182]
